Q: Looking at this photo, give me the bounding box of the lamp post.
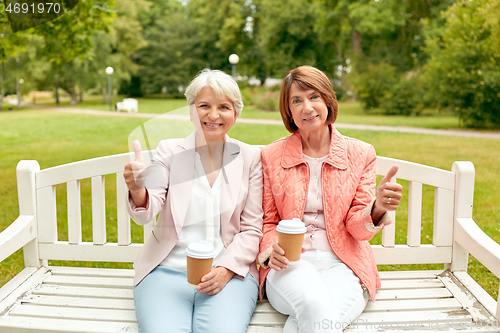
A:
[105,67,114,111]
[228,54,239,78]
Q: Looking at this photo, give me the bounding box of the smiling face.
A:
[193,86,236,142]
[288,83,329,135]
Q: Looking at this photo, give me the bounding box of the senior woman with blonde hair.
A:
[258,66,403,333]
[124,69,263,333]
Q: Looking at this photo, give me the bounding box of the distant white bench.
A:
[116,98,138,113]
[0,151,499,332]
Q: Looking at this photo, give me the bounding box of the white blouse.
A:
[159,152,225,271]
[302,154,332,252]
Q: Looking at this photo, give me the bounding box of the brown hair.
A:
[279,66,338,133]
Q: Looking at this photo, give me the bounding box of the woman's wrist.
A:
[371,199,387,225]
[130,188,147,208]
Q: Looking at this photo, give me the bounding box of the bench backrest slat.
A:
[433,187,454,247]
[92,176,107,245]
[407,181,423,247]
[116,172,132,246]
[67,180,82,245]
[381,213,396,247]
[37,186,57,244]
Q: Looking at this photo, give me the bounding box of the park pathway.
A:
[27,104,500,140]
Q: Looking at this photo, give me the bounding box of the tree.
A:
[256,0,323,78]
[86,0,150,102]
[135,0,205,96]
[0,5,30,110]
[33,0,115,64]
[422,0,500,128]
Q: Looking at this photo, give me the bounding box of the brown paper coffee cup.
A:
[186,256,214,287]
[278,232,305,262]
[277,218,307,263]
[186,241,215,287]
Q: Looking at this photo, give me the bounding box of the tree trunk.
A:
[333,41,345,90]
[55,84,60,105]
[70,83,78,105]
[16,56,21,109]
[79,87,83,102]
[351,30,362,55]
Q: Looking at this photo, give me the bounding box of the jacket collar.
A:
[281,124,348,170]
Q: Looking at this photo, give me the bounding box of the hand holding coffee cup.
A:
[186,241,215,287]
[269,218,306,270]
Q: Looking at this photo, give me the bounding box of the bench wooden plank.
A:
[39,242,142,262]
[0,316,138,333]
[407,181,422,246]
[116,172,131,246]
[433,187,454,246]
[364,298,462,312]
[379,278,443,289]
[371,245,452,264]
[34,285,133,299]
[67,180,82,245]
[23,295,134,310]
[9,304,137,323]
[91,176,106,245]
[375,287,453,300]
[378,270,444,279]
[43,275,133,289]
[35,154,131,189]
[375,157,455,190]
[49,267,135,278]
[356,309,471,324]
[36,186,57,244]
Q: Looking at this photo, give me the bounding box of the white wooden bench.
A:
[1,152,499,332]
[116,98,138,113]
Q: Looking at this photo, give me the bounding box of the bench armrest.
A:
[455,217,500,278]
[455,217,500,320]
[0,215,36,263]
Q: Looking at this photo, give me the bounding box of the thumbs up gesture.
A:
[124,140,146,194]
[375,165,403,212]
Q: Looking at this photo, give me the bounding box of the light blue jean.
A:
[133,266,259,333]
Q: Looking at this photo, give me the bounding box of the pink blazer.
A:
[258,125,392,302]
[128,131,263,286]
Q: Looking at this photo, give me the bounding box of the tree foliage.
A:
[422,0,500,127]
[2,0,500,128]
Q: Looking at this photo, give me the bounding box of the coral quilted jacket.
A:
[258,125,390,302]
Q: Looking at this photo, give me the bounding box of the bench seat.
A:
[0,266,498,332]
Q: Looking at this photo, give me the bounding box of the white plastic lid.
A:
[276,218,307,234]
[185,241,215,259]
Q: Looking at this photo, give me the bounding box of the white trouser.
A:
[266,249,368,333]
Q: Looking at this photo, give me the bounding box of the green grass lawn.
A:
[31,95,470,130]
[1,108,498,301]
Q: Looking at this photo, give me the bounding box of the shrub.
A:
[381,75,427,116]
[241,86,280,111]
[350,61,398,110]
